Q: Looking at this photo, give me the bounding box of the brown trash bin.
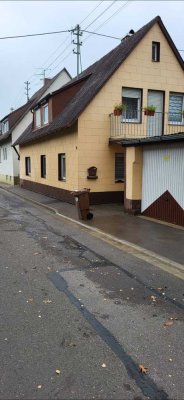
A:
[72,189,93,220]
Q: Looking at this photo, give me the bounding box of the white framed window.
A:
[25,157,31,176]
[122,88,142,122]
[2,120,9,134]
[35,109,41,128]
[169,93,184,124]
[58,153,66,181]
[3,148,7,160]
[43,104,49,125]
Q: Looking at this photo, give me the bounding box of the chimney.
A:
[44,78,51,86]
[121,29,135,42]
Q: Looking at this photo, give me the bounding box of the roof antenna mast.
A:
[72,24,83,78]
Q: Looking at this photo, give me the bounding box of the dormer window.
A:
[43,104,48,125]
[152,41,160,62]
[35,109,41,128]
[2,119,9,134]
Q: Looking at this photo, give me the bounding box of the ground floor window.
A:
[115,153,125,182]
[58,153,66,181]
[3,148,7,160]
[41,155,46,178]
[25,157,31,176]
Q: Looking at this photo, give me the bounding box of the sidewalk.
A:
[0,183,184,266]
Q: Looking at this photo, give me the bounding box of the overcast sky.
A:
[0,0,183,119]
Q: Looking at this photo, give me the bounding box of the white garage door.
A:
[142,143,184,213]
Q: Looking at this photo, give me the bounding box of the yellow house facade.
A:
[15,16,184,225]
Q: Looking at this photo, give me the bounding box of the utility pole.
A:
[72,24,82,78]
[24,81,30,102]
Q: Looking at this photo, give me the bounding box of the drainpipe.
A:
[12,145,20,160]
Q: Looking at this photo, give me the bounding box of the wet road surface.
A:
[0,189,184,399]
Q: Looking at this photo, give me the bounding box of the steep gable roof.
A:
[15,16,184,146]
[1,68,72,134]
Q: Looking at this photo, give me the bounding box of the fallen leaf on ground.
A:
[27,298,33,303]
[101,363,106,368]
[150,295,156,302]
[139,364,148,374]
[37,385,42,389]
[56,369,61,375]
[164,319,173,327]
[43,299,52,304]
[34,252,39,255]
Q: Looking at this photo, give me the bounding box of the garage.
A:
[142,142,184,226]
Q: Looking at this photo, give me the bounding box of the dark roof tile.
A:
[14,16,184,146]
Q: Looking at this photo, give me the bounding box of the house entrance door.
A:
[147,90,164,137]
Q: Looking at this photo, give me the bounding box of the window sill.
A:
[168,122,184,126]
[115,179,124,183]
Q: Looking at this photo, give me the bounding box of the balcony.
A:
[109,111,184,140]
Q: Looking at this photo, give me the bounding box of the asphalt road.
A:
[0,189,183,400]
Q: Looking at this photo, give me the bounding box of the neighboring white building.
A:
[0,68,71,184]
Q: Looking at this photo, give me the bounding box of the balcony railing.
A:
[110,111,184,139]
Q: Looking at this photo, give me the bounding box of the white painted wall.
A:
[0,140,14,176]
[8,69,71,181]
[142,143,184,211]
[40,69,71,99]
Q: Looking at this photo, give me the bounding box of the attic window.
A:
[43,104,49,125]
[35,109,41,128]
[2,119,9,134]
[152,42,160,62]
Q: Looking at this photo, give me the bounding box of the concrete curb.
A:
[1,185,184,276]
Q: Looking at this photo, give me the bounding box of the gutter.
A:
[12,145,20,160]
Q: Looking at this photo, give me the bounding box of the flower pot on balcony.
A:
[114,109,122,116]
[144,110,155,116]
[144,105,156,116]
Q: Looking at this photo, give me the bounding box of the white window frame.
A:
[168,93,184,125]
[3,147,7,160]
[122,88,141,123]
[43,104,49,125]
[25,157,31,176]
[35,109,41,128]
[2,120,9,134]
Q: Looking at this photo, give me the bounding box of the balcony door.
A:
[147,90,164,137]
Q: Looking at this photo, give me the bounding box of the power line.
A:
[40,1,108,74]
[83,1,132,44]
[0,29,70,40]
[80,1,104,25]
[82,30,120,40]
[84,0,117,30]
